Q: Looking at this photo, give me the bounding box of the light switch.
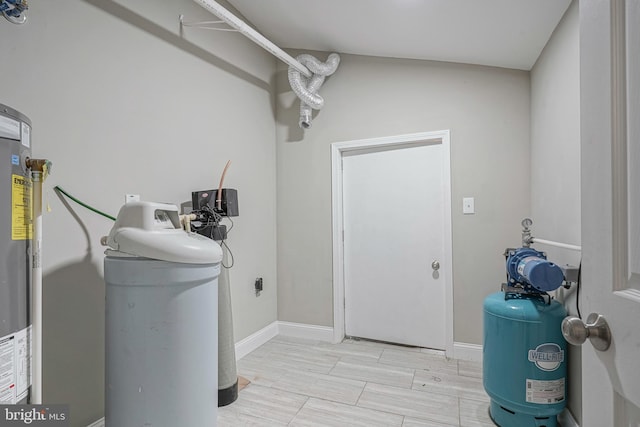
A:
[463,197,475,214]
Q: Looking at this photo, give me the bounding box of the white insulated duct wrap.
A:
[288,53,340,129]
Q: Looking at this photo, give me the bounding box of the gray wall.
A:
[275,53,531,345]
[0,1,277,426]
[530,1,581,423]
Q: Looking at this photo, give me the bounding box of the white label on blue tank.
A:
[526,378,565,404]
[528,343,564,371]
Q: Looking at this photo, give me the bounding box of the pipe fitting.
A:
[26,158,52,173]
[27,159,52,183]
[180,213,197,232]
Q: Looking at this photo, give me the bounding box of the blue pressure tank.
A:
[483,291,567,427]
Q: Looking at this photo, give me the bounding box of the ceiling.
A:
[226,0,572,71]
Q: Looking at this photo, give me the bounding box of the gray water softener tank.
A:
[103,202,223,427]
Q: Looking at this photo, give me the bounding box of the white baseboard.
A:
[452,342,483,362]
[234,321,279,360]
[234,324,480,363]
[277,321,334,342]
[238,323,476,364]
[234,321,334,360]
[559,408,579,427]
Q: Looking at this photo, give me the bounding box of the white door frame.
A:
[330,130,454,356]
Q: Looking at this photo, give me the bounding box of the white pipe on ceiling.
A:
[192,0,313,78]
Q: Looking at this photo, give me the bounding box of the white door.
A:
[342,140,449,349]
[580,1,640,425]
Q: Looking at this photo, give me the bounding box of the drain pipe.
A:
[26,158,52,404]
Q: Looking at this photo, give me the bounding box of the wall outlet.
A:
[463,197,475,214]
[125,194,140,204]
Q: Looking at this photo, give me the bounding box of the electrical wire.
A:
[220,239,235,269]
[224,214,234,233]
[54,186,116,221]
[190,203,235,269]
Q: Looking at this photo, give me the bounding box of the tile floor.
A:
[218,336,495,426]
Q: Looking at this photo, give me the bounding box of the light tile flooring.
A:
[218,336,495,426]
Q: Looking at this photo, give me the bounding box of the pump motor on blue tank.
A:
[483,241,574,427]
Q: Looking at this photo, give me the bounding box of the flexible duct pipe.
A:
[288,53,340,128]
[191,0,340,129]
[297,73,326,128]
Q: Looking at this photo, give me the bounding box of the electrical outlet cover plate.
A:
[463,197,474,214]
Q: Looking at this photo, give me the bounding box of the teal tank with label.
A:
[483,291,567,427]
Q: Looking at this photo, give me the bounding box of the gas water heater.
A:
[0,104,32,405]
[483,241,569,427]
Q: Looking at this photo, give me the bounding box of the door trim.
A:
[330,130,453,356]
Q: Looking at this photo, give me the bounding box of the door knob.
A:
[561,313,611,351]
[431,260,440,271]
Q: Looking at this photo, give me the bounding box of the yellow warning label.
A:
[11,174,32,240]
